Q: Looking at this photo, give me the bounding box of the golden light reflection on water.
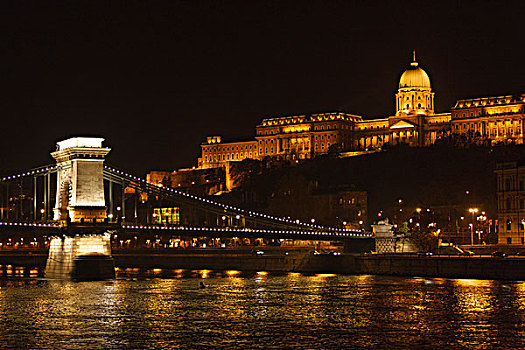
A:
[315,273,337,278]
[513,282,525,310]
[225,270,241,277]
[198,269,212,278]
[4,272,525,348]
[453,279,494,288]
[451,279,495,313]
[356,274,373,282]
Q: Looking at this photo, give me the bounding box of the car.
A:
[491,251,507,258]
[418,252,433,257]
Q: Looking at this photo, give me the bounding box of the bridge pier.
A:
[44,137,115,280]
[45,234,115,280]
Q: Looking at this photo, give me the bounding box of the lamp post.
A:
[468,208,479,245]
[416,208,422,232]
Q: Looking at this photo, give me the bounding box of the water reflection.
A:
[1,273,525,348]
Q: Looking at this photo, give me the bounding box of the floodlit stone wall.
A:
[45,235,112,279]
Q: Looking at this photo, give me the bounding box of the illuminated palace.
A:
[198,54,525,169]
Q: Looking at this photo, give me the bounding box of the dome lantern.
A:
[395,51,435,116]
[399,51,431,89]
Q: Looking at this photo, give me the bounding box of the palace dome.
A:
[399,59,431,89]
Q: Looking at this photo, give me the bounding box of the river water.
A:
[1,269,525,349]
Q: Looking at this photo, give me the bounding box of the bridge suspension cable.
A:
[103,165,363,234]
[0,164,61,181]
[0,164,365,235]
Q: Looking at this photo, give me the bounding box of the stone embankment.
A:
[3,248,525,280]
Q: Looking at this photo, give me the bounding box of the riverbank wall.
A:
[3,248,525,280]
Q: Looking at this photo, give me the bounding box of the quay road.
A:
[3,248,525,280]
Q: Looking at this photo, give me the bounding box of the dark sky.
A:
[0,0,524,176]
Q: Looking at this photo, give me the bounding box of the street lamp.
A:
[416,208,422,232]
[468,208,479,245]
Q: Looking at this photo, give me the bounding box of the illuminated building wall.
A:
[255,112,362,160]
[146,167,225,196]
[495,161,525,244]
[199,136,257,169]
[451,94,525,145]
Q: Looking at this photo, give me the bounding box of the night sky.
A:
[1,1,524,176]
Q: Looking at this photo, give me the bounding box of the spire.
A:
[410,49,418,67]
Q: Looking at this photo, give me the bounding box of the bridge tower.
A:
[51,137,110,222]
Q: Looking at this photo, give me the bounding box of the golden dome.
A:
[399,54,431,89]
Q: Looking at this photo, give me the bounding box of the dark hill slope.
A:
[241,145,525,224]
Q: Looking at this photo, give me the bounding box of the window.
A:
[507,237,512,244]
[505,178,511,191]
[507,198,512,209]
[520,199,524,209]
[153,207,180,225]
[507,219,512,231]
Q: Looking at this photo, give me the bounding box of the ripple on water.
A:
[0,273,524,349]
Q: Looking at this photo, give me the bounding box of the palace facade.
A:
[198,54,525,169]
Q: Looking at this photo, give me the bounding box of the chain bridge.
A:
[0,137,370,242]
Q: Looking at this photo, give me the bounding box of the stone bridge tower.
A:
[51,137,111,222]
